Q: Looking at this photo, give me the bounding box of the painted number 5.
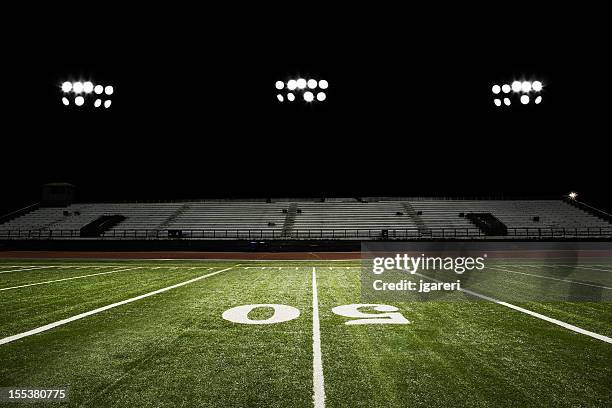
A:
[331,304,410,325]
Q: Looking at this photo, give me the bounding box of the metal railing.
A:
[1,226,612,240]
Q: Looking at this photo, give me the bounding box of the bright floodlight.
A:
[83,81,94,93]
[62,97,69,106]
[493,98,501,107]
[94,85,103,94]
[535,95,542,104]
[61,82,72,93]
[501,84,511,94]
[287,92,295,102]
[72,82,84,94]
[316,92,326,101]
[492,85,501,94]
[503,98,511,106]
[94,99,102,108]
[275,81,284,90]
[104,100,112,109]
[276,94,284,102]
[319,79,328,89]
[307,79,317,89]
[104,86,114,96]
[75,96,85,106]
[287,80,297,91]
[304,91,314,102]
[520,95,530,104]
[568,192,578,200]
[532,81,543,92]
[511,81,521,93]
[521,81,532,92]
[296,78,307,89]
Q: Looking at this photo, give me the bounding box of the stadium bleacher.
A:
[0,199,610,240]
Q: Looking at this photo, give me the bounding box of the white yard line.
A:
[0,266,237,346]
[415,272,612,344]
[312,267,326,408]
[488,266,612,290]
[0,267,143,292]
[0,266,56,275]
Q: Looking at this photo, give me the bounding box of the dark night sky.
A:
[2,6,610,213]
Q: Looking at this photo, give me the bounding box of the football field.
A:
[0,259,611,407]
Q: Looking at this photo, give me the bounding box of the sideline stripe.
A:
[535,265,612,274]
[489,266,612,290]
[0,265,38,269]
[312,267,326,408]
[415,272,612,344]
[0,266,56,275]
[0,266,236,346]
[0,267,142,292]
[564,265,612,274]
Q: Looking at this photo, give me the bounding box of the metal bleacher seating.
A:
[408,200,610,230]
[0,199,610,239]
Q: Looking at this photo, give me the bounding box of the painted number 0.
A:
[222,304,300,325]
[222,303,409,325]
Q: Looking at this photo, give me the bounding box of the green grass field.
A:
[0,259,610,407]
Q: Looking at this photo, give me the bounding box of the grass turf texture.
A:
[0,259,610,407]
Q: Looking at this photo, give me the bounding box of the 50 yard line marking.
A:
[312,267,326,408]
[0,266,237,346]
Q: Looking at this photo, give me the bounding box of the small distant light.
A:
[501,84,511,94]
[83,81,94,93]
[276,94,284,102]
[62,97,70,106]
[521,81,532,93]
[535,95,542,104]
[296,78,307,89]
[304,91,314,102]
[532,81,543,92]
[287,92,295,102]
[511,81,521,93]
[319,79,328,89]
[493,98,501,107]
[72,82,84,94]
[492,85,501,94]
[520,95,530,104]
[75,96,85,106]
[94,85,104,94]
[287,80,297,91]
[104,86,114,96]
[94,99,102,108]
[275,81,284,90]
[61,82,72,93]
[503,98,511,106]
[568,192,578,200]
[104,100,112,108]
[307,79,317,89]
[316,92,326,101]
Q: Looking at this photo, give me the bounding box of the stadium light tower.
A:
[568,192,578,200]
[60,79,114,109]
[276,76,328,103]
[492,78,544,108]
